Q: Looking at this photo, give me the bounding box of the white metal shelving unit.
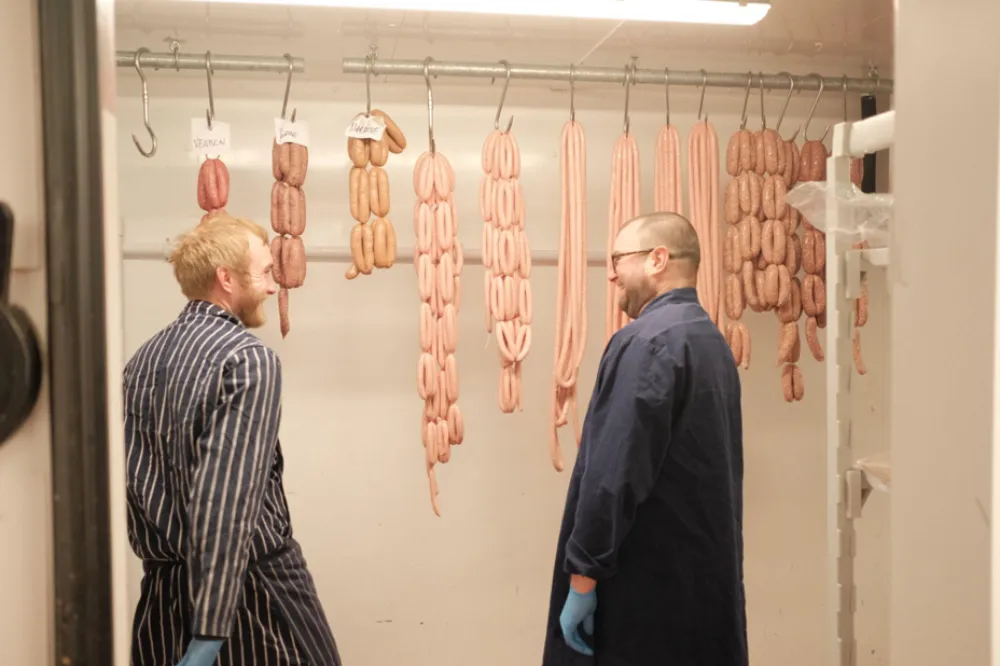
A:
[824,109,895,666]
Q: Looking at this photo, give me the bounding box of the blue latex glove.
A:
[176,638,224,666]
[559,587,596,656]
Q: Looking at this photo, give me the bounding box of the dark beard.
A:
[618,283,655,320]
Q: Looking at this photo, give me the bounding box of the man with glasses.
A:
[542,212,747,666]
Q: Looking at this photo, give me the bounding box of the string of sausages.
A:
[722,128,757,369]
[687,119,722,328]
[269,131,309,338]
[414,149,465,517]
[653,123,683,214]
[550,117,588,473]
[798,138,828,400]
[480,128,533,413]
[605,132,641,341]
[346,109,405,279]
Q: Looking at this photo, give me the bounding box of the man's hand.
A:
[559,578,597,656]
[176,638,224,666]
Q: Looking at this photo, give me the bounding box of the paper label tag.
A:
[274,117,310,147]
[190,117,231,158]
[344,113,386,140]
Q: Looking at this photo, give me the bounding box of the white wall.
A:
[115,71,891,666]
[0,1,53,664]
[892,3,1000,666]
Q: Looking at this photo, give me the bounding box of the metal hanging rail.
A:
[342,57,891,95]
[115,49,305,74]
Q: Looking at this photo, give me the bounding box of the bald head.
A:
[617,212,701,273]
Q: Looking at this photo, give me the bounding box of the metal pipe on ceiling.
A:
[342,57,891,94]
[115,49,306,74]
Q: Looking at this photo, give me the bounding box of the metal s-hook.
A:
[424,57,436,154]
[739,71,752,130]
[569,64,576,123]
[280,53,295,120]
[205,51,215,130]
[697,70,708,123]
[623,57,637,135]
[803,73,830,142]
[842,74,849,122]
[757,71,767,130]
[867,66,881,96]
[364,52,374,117]
[492,60,514,132]
[664,67,671,127]
[774,72,794,133]
[131,47,157,158]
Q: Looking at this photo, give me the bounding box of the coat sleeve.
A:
[187,346,282,638]
[564,339,677,580]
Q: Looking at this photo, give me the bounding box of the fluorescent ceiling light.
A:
[185,0,772,26]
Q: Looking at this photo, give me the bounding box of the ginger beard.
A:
[233,272,269,328]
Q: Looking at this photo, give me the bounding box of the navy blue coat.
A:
[542,287,748,666]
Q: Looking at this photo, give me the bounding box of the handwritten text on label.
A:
[274,117,310,148]
[344,113,386,141]
[190,118,232,158]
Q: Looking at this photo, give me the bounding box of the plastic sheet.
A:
[855,451,891,492]
[785,181,893,248]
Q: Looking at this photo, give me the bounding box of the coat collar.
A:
[182,299,243,327]
[637,286,699,318]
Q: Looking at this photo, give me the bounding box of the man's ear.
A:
[216,265,234,294]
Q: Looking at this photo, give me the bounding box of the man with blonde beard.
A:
[123,215,342,666]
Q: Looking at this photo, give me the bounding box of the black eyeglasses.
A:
[610,249,652,271]
[610,247,692,272]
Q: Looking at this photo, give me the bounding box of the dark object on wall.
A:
[0,201,43,445]
[861,94,877,193]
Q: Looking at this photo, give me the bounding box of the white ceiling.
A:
[114,0,894,86]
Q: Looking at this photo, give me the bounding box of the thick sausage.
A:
[762,176,776,219]
[853,328,867,375]
[738,172,751,213]
[781,364,794,402]
[359,223,375,274]
[771,219,787,265]
[271,236,285,286]
[725,178,740,224]
[805,315,824,361]
[764,264,780,307]
[372,167,390,217]
[855,278,869,327]
[350,167,369,223]
[281,236,307,288]
[777,321,798,364]
[791,365,805,400]
[288,187,306,237]
[348,137,369,168]
[372,218,390,268]
[270,181,291,235]
[726,133,740,176]
[738,130,753,172]
[761,220,775,264]
[371,109,407,151]
[369,136,389,167]
[278,288,290,338]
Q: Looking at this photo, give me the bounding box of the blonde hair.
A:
[169,214,269,300]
